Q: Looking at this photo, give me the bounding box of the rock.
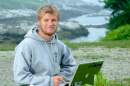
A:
[59,21,81,30]
[0,21,89,44]
[0,9,36,19]
[57,21,89,40]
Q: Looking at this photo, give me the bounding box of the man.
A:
[13,4,76,86]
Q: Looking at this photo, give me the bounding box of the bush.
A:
[107,12,130,30]
[82,72,109,86]
[101,24,130,41]
[102,0,130,30]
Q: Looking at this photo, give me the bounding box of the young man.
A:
[13,4,76,86]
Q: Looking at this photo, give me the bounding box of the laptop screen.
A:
[70,60,104,86]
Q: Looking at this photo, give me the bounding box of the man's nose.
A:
[48,20,54,25]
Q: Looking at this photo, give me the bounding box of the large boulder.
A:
[57,21,89,40]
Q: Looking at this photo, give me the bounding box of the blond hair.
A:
[37,4,60,21]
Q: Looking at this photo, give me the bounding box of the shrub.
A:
[82,72,109,86]
[102,0,130,30]
[101,24,130,41]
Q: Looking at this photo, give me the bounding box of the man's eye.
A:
[44,20,48,21]
[52,19,57,22]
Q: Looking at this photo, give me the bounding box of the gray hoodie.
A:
[13,27,76,86]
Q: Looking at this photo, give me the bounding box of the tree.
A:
[100,0,130,30]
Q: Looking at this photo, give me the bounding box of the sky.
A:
[82,0,105,6]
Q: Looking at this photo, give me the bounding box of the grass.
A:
[0,45,16,51]
[0,40,130,51]
[108,78,130,86]
[73,56,78,59]
[2,55,7,58]
[63,40,130,50]
[113,58,126,61]
[83,55,107,59]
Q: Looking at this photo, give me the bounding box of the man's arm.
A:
[13,43,54,86]
[58,45,76,83]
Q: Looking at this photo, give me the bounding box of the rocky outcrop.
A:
[0,9,36,19]
[0,21,88,40]
[57,21,89,40]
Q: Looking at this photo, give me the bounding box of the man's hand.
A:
[53,75,63,86]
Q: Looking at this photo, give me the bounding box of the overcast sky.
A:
[82,0,105,6]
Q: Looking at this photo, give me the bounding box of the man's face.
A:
[38,13,59,36]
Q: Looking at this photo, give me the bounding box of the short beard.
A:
[40,26,56,36]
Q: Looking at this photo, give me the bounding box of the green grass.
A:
[0,40,130,51]
[108,78,130,86]
[63,40,130,50]
[83,55,109,59]
[0,45,16,51]
[2,55,7,58]
[113,58,126,61]
[73,56,78,59]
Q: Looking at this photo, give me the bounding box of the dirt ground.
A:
[0,47,130,86]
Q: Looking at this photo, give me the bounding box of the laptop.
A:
[69,60,104,86]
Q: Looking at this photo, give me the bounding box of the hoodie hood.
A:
[24,27,58,43]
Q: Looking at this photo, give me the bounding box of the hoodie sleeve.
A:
[13,42,54,86]
[58,45,76,83]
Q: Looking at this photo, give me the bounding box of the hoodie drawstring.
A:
[45,42,56,71]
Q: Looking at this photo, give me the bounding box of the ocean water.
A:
[69,15,108,42]
[69,15,108,26]
[70,27,108,43]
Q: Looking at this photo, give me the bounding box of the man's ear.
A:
[37,20,40,26]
